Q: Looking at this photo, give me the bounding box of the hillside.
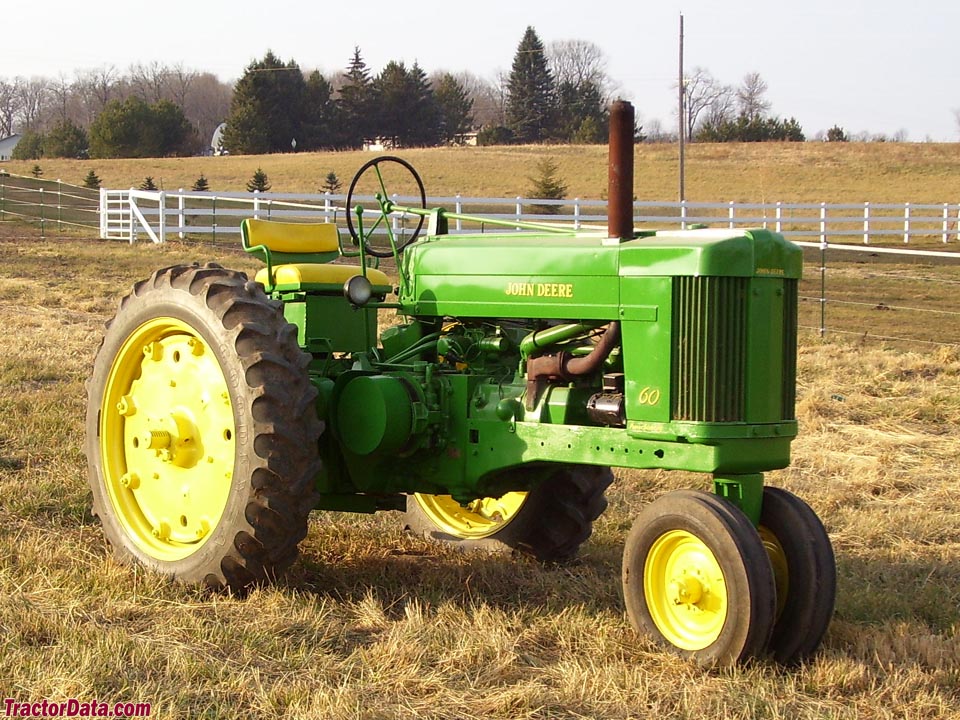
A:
[4,142,960,203]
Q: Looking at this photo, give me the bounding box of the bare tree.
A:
[736,71,770,119]
[548,39,610,95]
[454,71,501,127]
[129,61,170,102]
[167,63,198,108]
[15,77,49,131]
[183,72,233,150]
[680,67,734,139]
[0,79,20,137]
[74,65,120,123]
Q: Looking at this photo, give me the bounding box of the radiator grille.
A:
[781,279,798,420]
[671,277,748,422]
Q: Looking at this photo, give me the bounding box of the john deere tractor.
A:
[85,102,835,666]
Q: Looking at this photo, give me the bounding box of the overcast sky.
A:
[5,0,959,141]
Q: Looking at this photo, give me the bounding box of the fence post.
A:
[158,191,166,243]
[573,197,580,230]
[40,188,45,238]
[516,196,522,230]
[863,202,870,244]
[956,205,960,243]
[680,200,687,230]
[57,179,62,232]
[728,201,735,229]
[775,201,782,233]
[455,193,462,232]
[212,196,217,243]
[943,204,949,244]
[0,177,4,221]
[253,190,260,220]
[820,202,828,337]
[324,192,331,223]
[178,189,185,239]
[903,202,910,243]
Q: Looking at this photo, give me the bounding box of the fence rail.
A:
[95,188,960,249]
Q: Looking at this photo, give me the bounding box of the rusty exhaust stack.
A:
[608,100,635,240]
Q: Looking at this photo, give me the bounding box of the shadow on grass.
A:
[284,535,626,620]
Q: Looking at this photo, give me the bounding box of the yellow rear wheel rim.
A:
[100,317,236,561]
[413,492,527,539]
[644,529,728,650]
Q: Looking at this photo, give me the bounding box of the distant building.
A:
[0,134,21,161]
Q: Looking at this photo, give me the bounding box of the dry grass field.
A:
[5,141,960,204]
[1,224,959,718]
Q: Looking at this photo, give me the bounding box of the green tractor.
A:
[85,102,835,667]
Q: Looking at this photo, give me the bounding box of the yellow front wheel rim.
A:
[413,492,527,539]
[100,317,236,561]
[759,526,790,620]
[644,529,728,650]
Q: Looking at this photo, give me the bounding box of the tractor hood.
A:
[399,228,801,320]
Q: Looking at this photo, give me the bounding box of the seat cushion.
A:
[256,263,391,289]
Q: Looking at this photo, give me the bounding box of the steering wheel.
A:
[345,156,427,258]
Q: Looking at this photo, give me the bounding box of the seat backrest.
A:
[241,218,341,265]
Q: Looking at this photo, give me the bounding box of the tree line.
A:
[5,25,894,162]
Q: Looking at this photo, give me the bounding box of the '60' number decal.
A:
[638,387,662,406]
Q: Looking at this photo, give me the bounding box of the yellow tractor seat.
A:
[254,263,390,290]
[241,218,391,293]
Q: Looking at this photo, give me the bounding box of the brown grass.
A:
[4,141,960,205]
[2,229,960,718]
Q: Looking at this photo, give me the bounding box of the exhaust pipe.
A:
[608,100,635,240]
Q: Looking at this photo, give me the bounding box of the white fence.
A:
[99,188,960,249]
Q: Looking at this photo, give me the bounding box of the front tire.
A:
[404,465,612,562]
[85,264,322,591]
[622,490,776,667]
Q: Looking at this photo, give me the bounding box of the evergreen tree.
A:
[373,61,439,147]
[506,27,557,143]
[44,120,88,158]
[11,131,44,160]
[338,47,377,148]
[555,79,607,143]
[82,170,101,189]
[224,51,305,154]
[321,171,341,193]
[246,167,271,193]
[434,73,474,145]
[89,97,191,158]
[192,174,210,191]
[30,164,43,178]
[527,157,567,215]
[826,125,848,142]
[139,176,158,191]
[300,71,341,150]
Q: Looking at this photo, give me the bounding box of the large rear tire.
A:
[404,465,612,562]
[85,264,322,591]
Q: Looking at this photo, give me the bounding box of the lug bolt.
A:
[188,338,204,356]
[116,395,136,417]
[152,522,171,540]
[119,472,140,490]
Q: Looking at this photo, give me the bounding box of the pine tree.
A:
[321,171,341,193]
[139,176,158,191]
[338,47,377,148]
[300,71,341,150]
[192,174,210,191]
[224,51,305,155]
[30,164,43,178]
[82,170,102,189]
[434,73,474,145]
[506,27,557,143]
[246,167,271,193]
[527,157,568,215]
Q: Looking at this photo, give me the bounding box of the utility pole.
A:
[678,13,686,202]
